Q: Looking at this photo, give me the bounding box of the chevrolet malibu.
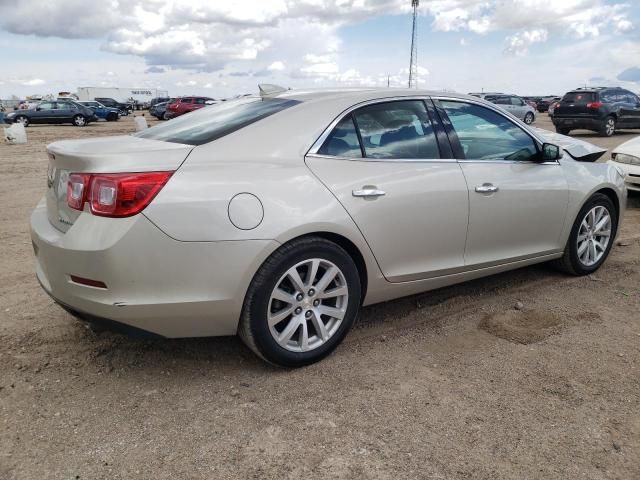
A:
[31,88,626,367]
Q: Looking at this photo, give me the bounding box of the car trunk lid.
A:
[45,135,193,232]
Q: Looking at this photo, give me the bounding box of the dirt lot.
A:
[1,113,639,479]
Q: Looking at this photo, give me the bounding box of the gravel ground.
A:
[1,113,639,480]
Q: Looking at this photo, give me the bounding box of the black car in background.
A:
[94,97,132,115]
[3,101,97,127]
[536,96,561,112]
[552,87,640,137]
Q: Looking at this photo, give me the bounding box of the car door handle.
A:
[352,187,386,198]
[475,183,499,194]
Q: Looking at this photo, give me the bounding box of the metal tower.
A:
[408,0,419,88]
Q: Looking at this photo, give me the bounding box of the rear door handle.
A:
[475,183,499,194]
[352,187,386,198]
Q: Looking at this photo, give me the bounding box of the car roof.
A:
[271,87,486,105]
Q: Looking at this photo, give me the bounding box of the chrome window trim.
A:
[434,95,560,165]
[306,95,434,159]
[306,152,457,164]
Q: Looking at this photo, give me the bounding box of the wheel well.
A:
[298,232,368,301]
[595,187,620,219]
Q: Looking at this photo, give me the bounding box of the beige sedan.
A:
[31,87,626,366]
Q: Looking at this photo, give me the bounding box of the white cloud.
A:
[21,78,46,86]
[267,61,285,71]
[505,29,548,56]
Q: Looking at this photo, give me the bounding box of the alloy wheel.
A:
[524,113,534,124]
[576,205,612,266]
[16,116,28,127]
[605,118,615,136]
[268,258,349,353]
[73,115,86,126]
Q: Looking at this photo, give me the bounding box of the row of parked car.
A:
[148,96,215,120]
[1,96,135,127]
[470,86,640,137]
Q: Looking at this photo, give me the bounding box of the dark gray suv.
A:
[553,87,640,137]
[4,101,97,127]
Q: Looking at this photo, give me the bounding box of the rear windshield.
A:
[561,92,596,103]
[135,97,300,145]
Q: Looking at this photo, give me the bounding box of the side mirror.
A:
[36,107,41,111]
[541,143,562,161]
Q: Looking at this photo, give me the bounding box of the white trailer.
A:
[76,87,169,104]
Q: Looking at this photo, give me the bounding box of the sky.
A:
[0,0,639,99]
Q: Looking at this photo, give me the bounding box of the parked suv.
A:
[553,87,640,137]
[94,98,132,116]
[166,96,214,119]
[470,93,536,124]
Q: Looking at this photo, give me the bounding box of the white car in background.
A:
[611,137,640,192]
[469,93,536,125]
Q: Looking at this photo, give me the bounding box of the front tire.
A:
[524,112,534,125]
[106,112,118,122]
[239,237,362,367]
[553,193,617,275]
[72,114,86,127]
[14,115,29,127]
[599,116,616,137]
[555,126,570,135]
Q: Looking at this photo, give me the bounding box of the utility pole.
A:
[408,0,419,88]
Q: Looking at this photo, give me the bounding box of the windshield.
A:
[561,92,596,103]
[136,97,300,145]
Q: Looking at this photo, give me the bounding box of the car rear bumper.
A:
[31,198,278,337]
[552,116,602,130]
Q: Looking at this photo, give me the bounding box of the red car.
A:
[166,96,214,119]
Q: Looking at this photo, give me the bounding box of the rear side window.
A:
[136,97,300,146]
[317,116,362,158]
[352,100,440,159]
[562,92,596,103]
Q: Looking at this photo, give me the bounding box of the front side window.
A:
[136,97,300,146]
[440,100,538,161]
[352,100,439,159]
[317,116,362,158]
[510,96,524,106]
[195,98,208,104]
[38,102,54,110]
[180,98,193,103]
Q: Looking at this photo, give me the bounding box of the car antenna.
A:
[258,84,288,97]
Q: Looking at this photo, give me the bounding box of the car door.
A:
[510,96,527,120]
[306,99,469,282]
[435,98,569,267]
[619,91,640,128]
[53,102,74,123]
[32,102,56,123]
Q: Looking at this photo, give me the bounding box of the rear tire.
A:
[599,116,615,137]
[555,126,570,135]
[72,114,86,127]
[553,193,617,276]
[162,112,170,120]
[239,237,362,367]
[524,112,534,125]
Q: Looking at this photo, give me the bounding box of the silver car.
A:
[470,93,537,124]
[31,88,625,366]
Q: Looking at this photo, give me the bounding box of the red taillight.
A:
[586,101,603,109]
[67,171,173,218]
[67,173,90,210]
